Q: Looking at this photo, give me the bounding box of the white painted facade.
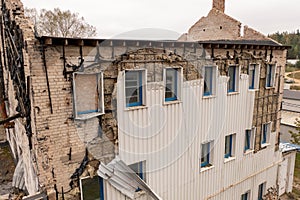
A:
[116,69,282,199]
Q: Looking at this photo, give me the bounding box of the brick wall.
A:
[0,0,288,199]
[213,0,225,12]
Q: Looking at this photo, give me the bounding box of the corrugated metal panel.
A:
[98,157,161,200]
[117,72,281,199]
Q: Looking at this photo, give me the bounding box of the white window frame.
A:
[248,63,260,90]
[261,122,271,147]
[80,176,105,200]
[73,72,105,120]
[163,67,182,103]
[203,66,217,97]
[124,69,147,109]
[244,127,256,153]
[258,182,266,200]
[224,134,236,160]
[241,190,251,200]
[129,161,146,192]
[227,65,240,93]
[201,141,213,168]
[265,64,276,88]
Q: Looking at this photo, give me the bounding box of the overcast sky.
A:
[21,0,300,39]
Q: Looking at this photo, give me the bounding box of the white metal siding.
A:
[117,72,281,199]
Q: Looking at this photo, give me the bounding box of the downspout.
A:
[41,45,53,114]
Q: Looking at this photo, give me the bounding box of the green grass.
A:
[294,153,300,179]
[286,66,298,73]
[288,72,300,80]
[290,85,300,90]
[291,153,300,198]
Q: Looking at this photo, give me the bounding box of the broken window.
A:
[125,70,145,107]
[73,72,104,119]
[129,161,145,181]
[248,64,260,90]
[201,141,213,168]
[129,161,146,192]
[164,68,182,102]
[228,65,239,93]
[266,64,276,88]
[204,66,215,96]
[80,176,103,200]
[224,134,235,159]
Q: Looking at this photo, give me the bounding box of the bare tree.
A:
[25,8,97,38]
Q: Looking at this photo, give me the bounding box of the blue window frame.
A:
[228,66,237,92]
[266,64,275,87]
[125,71,143,107]
[99,177,104,200]
[258,182,265,200]
[165,68,178,101]
[201,142,211,167]
[224,135,233,158]
[204,66,213,96]
[249,65,256,89]
[261,123,269,144]
[73,73,104,118]
[241,191,249,200]
[245,130,251,152]
[129,161,145,192]
[129,161,145,180]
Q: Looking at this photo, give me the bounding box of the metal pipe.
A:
[42,45,53,114]
[0,113,21,125]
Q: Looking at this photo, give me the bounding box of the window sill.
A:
[200,165,214,172]
[134,190,146,198]
[248,88,259,91]
[227,91,239,96]
[203,95,216,99]
[74,112,104,120]
[261,143,270,148]
[244,149,254,155]
[163,100,182,106]
[125,105,148,111]
[224,156,236,163]
[265,86,275,89]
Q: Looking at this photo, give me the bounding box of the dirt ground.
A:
[0,142,15,199]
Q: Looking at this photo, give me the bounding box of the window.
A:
[125,70,145,107]
[241,190,250,200]
[201,142,212,167]
[224,134,235,159]
[258,182,266,200]
[228,65,239,93]
[249,64,260,89]
[164,68,181,102]
[244,128,255,152]
[204,66,215,96]
[129,161,145,192]
[80,176,104,200]
[261,123,270,145]
[73,72,104,119]
[129,161,145,181]
[266,64,276,87]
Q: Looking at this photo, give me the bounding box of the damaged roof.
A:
[280,142,300,153]
[97,157,162,200]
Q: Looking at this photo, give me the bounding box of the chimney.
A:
[212,0,225,13]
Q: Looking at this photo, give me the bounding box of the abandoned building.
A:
[0,0,295,199]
